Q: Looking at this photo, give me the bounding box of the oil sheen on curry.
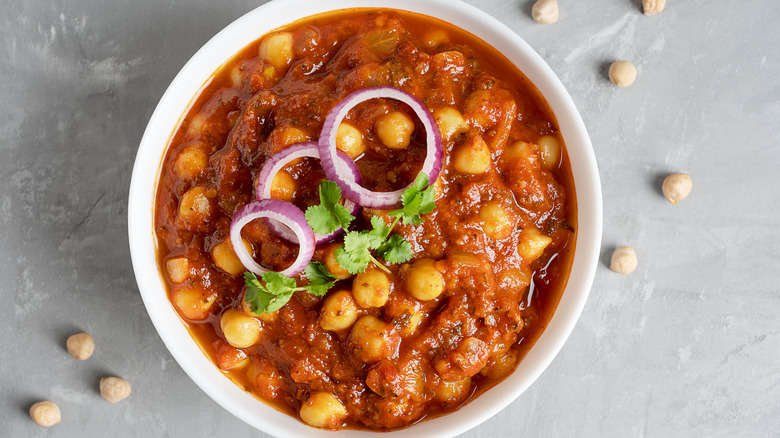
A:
[155,8,577,431]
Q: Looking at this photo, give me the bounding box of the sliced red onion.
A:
[254,142,362,244]
[229,199,314,277]
[318,87,443,209]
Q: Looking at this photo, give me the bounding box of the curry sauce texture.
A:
[154,9,577,430]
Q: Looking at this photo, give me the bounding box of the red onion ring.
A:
[255,142,362,244]
[318,87,443,209]
[229,199,314,277]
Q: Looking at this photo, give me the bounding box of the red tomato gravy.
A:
[154,8,577,431]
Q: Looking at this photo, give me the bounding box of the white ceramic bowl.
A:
[128,0,602,436]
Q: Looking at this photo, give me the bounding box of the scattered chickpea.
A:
[610,246,638,274]
[66,332,95,361]
[100,376,132,403]
[642,0,666,16]
[609,61,637,87]
[532,0,559,25]
[29,401,61,427]
[662,173,693,205]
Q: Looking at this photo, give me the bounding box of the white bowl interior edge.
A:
[127,0,602,437]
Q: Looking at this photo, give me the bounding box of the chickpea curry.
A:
[155,8,577,431]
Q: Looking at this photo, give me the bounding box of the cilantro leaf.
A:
[418,185,436,215]
[303,262,337,296]
[304,261,335,284]
[261,271,297,295]
[389,174,436,226]
[265,293,293,313]
[367,216,390,249]
[244,272,285,315]
[335,232,372,274]
[244,271,264,291]
[378,234,413,264]
[319,179,342,206]
[305,204,339,235]
[305,180,355,234]
[243,271,300,315]
[332,202,355,231]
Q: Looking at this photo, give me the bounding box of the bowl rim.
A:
[127,0,603,436]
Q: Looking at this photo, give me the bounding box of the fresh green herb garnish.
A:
[389,174,437,226]
[329,174,434,274]
[304,180,354,234]
[244,174,436,315]
[243,262,337,315]
[302,262,338,296]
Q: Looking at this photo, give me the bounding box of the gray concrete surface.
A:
[2,0,779,436]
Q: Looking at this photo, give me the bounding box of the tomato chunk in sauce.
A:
[155,8,577,431]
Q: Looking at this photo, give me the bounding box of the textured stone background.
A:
[2,0,778,436]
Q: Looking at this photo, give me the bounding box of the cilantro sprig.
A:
[327,173,434,274]
[243,173,436,315]
[243,262,336,315]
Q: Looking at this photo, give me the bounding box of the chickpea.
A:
[171,285,217,321]
[352,269,391,308]
[66,332,95,360]
[29,401,60,427]
[422,29,450,50]
[452,135,491,174]
[537,135,561,169]
[517,227,553,262]
[433,376,472,405]
[217,345,249,370]
[433,107,469,142]
[532,0,559,24]
[436,337,490,379]
[220,308,261,348]
[299,392,348,429]
[177,186,214,226]
[270,170,296,202]
[610,246,638,274]
[165,257,189,284]
[241,290,276,322]
[336,122,366,159]
[463,90,495,130]
[662,173,693,205]
[259,32,295,71]
[405,258,445,301]
[212,239,248,276]
[498,266,532,291]
[320,290,359,331]
[642,0,666,15]
[609,61,637,87]
[173,144,208,180]
[349,315,395,363]
[392,301,423,335]
[272,126,310,150]
[483,348,519,379]
[503,140,537,163]
[100,377,132,403]
[186,113,205,136]
[323,244,352,280]
[376,111,415,150]
[478,201,515,240]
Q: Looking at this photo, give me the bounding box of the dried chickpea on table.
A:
[154,9,576,431]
